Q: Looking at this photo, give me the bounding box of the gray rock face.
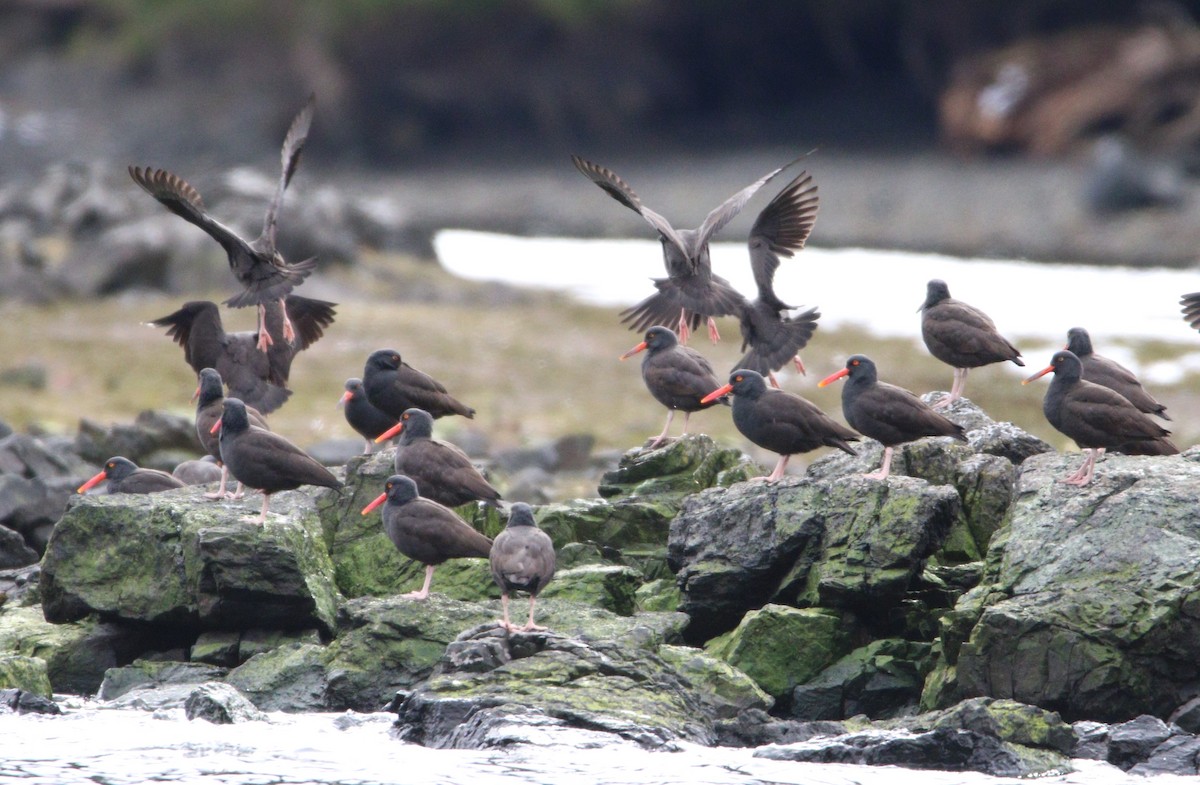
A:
[184,682,268,724]
[74,410,198,468]
[940,450,1200,721]
[669,475,959,641]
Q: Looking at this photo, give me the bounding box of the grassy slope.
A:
[2,252,1196,469]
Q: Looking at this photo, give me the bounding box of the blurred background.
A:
[2,0,1200,461]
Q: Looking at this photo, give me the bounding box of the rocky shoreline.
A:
[3,397,1200,777]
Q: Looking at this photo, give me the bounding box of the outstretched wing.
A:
[263,94,316,248]
[693,156,800,249]
[129,166,251,262]
[748,170,818,309]
[571,155,689,260]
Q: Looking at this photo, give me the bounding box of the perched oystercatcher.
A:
[1023,350,1176,485]
[362,349,474,421]
[130,95,318,351]
[1065,327,1169,421]
[373,407,501,508]
[340,378,398,454]
[620,326,729,448]
[490,502,556,632]
[572,154,794,344]
[819,355,967,480]
[361,474,492,600]
[702,369,857,481]
[194,367,270,499]
[919,280,1023,408]
[214,397,341,523]
[77,457,185,495]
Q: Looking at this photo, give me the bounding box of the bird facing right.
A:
[490,502,556,632]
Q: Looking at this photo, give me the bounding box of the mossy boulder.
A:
[791,638,933,720]
[98,659,228,701]
[41,486,341,634]
[0,653,51,697]
[598,434,760,501]
[226,642,331,712]
[933,450,1200,721]
[705,605,854,700]
[658,644,773,718]
[539,564,642,615]
[635,578,682,612]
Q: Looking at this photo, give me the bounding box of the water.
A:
[0,700,1179,785]
[434,230,1200,383]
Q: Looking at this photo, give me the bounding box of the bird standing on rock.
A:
[130,95,318,351]
[490,502,556,632]
[1023,350,1177,486]
[919,279,1023,408]
[214,397,341,523]
[1065,327,1169,421]
[621,326,729,449]
[374,407,502,509]
[572,154,795,344]
[702,369,857,481]
[194,367,270,499]
[819,355,967,480]
[361,474,493,601]
[77,456,185,495]
[362,348,475,421]
[340,378,398,454]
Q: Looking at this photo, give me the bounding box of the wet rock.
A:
[98,659,228,701]
[598,434,760,501]
[657,645,773,719]
[714,708,848,747]
[190,630,241,667]
[1171,696,1200,734]
[634,578,681,613]
[892,697,1075,754]
[1072,720,1110,759]
[0,653,52,697]
[0,687,61,715]
[1130,734,1200,776]
[791,639,932,720]
[940,451,1200,721]
[184,681,268,724]
[705,605,853,701]
[1107,714,1174,770]
[238,628,322,662]
[0,565,41,608]
[670,474,958,641]
[226,642,330,712]
[41,485,341,635]
[539,564,641,615]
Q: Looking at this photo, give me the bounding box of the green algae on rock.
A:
[0,652,52,697]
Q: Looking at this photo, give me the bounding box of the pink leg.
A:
[521,596,547,632]
[864,446,895,480]
[648,410,676,448]
[766,454,791,482]
[280,298,296,344]
[402,564,435,600]
[768,371,781,389]
[1064,450,1098,485]
[793,354,806,376]
[932,368,967,409]
[204,464,230,500]
[497,592,515,631]
[255,305,275,352]
[229,482,245,500]
[362,439,373,455]
[706,317,721,343]
[678,411,692,438]
[244,493,271,524]
[677,310,691,345]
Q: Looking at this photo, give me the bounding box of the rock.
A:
[1171,696,1200,734]
[635,578,681,613]
[1130,734,1200,776]
[184,681,268,724]
[190,630,241,666]
[939,452,1200,721]
[73,410,199,467]
[0,653,52,697]
[598,434,760,501]
[0,687,61,715]
[705,605,852,701]
[657,645,773,719]
[238,628,322,662]
[1072,720,1110,759]
[892,697,1075,754]
[1107,714,1174,770]
[714,709,849,747]
[0,564,41,608]
[0,524,37,568]
[41,486,341,635]
[539,564,641,615]
[670,474,959,641]
[791,639,932,720]
[226,642,330,712]
[97,659,228,701]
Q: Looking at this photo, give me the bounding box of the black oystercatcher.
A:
[735,170,821,383]
[362,349,475,421]
[130,95,318,350]
[818,355,967,480]
[572,154,794,343]
[195,367,270,499]
[77,457,185,495]
[340,378,398,454]
[1065,327,1169,421]
[151,295,336,414]
[701,369,857,481]
[490,502,555,632]
[620,326,729,448]
[1022,350,1177,485]
[919,279,1024,408]
[360,474,493,600]
[374,407,501,508]
[171,455,224,486]
[215,397,341,523]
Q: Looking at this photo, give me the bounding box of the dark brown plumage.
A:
[77,456,185,495]
[1181,291,1200,332]
[373,407,501,508]
[1065,327,1169,422]
[736,171,821,383]
[361,474,493,600]
[702,369,857,481]
[217,397,341,523]
[151,295,336,413]
[572,154,793,344]
[194,367,270,499]
[620,326,729,448]
[1023,350,1177,485]
[819,354,967,480]
[490,502,556,632]
[130,95,318,350]
[340,377,398,454]
[920,279,1023,408]
[362,349,474,421]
